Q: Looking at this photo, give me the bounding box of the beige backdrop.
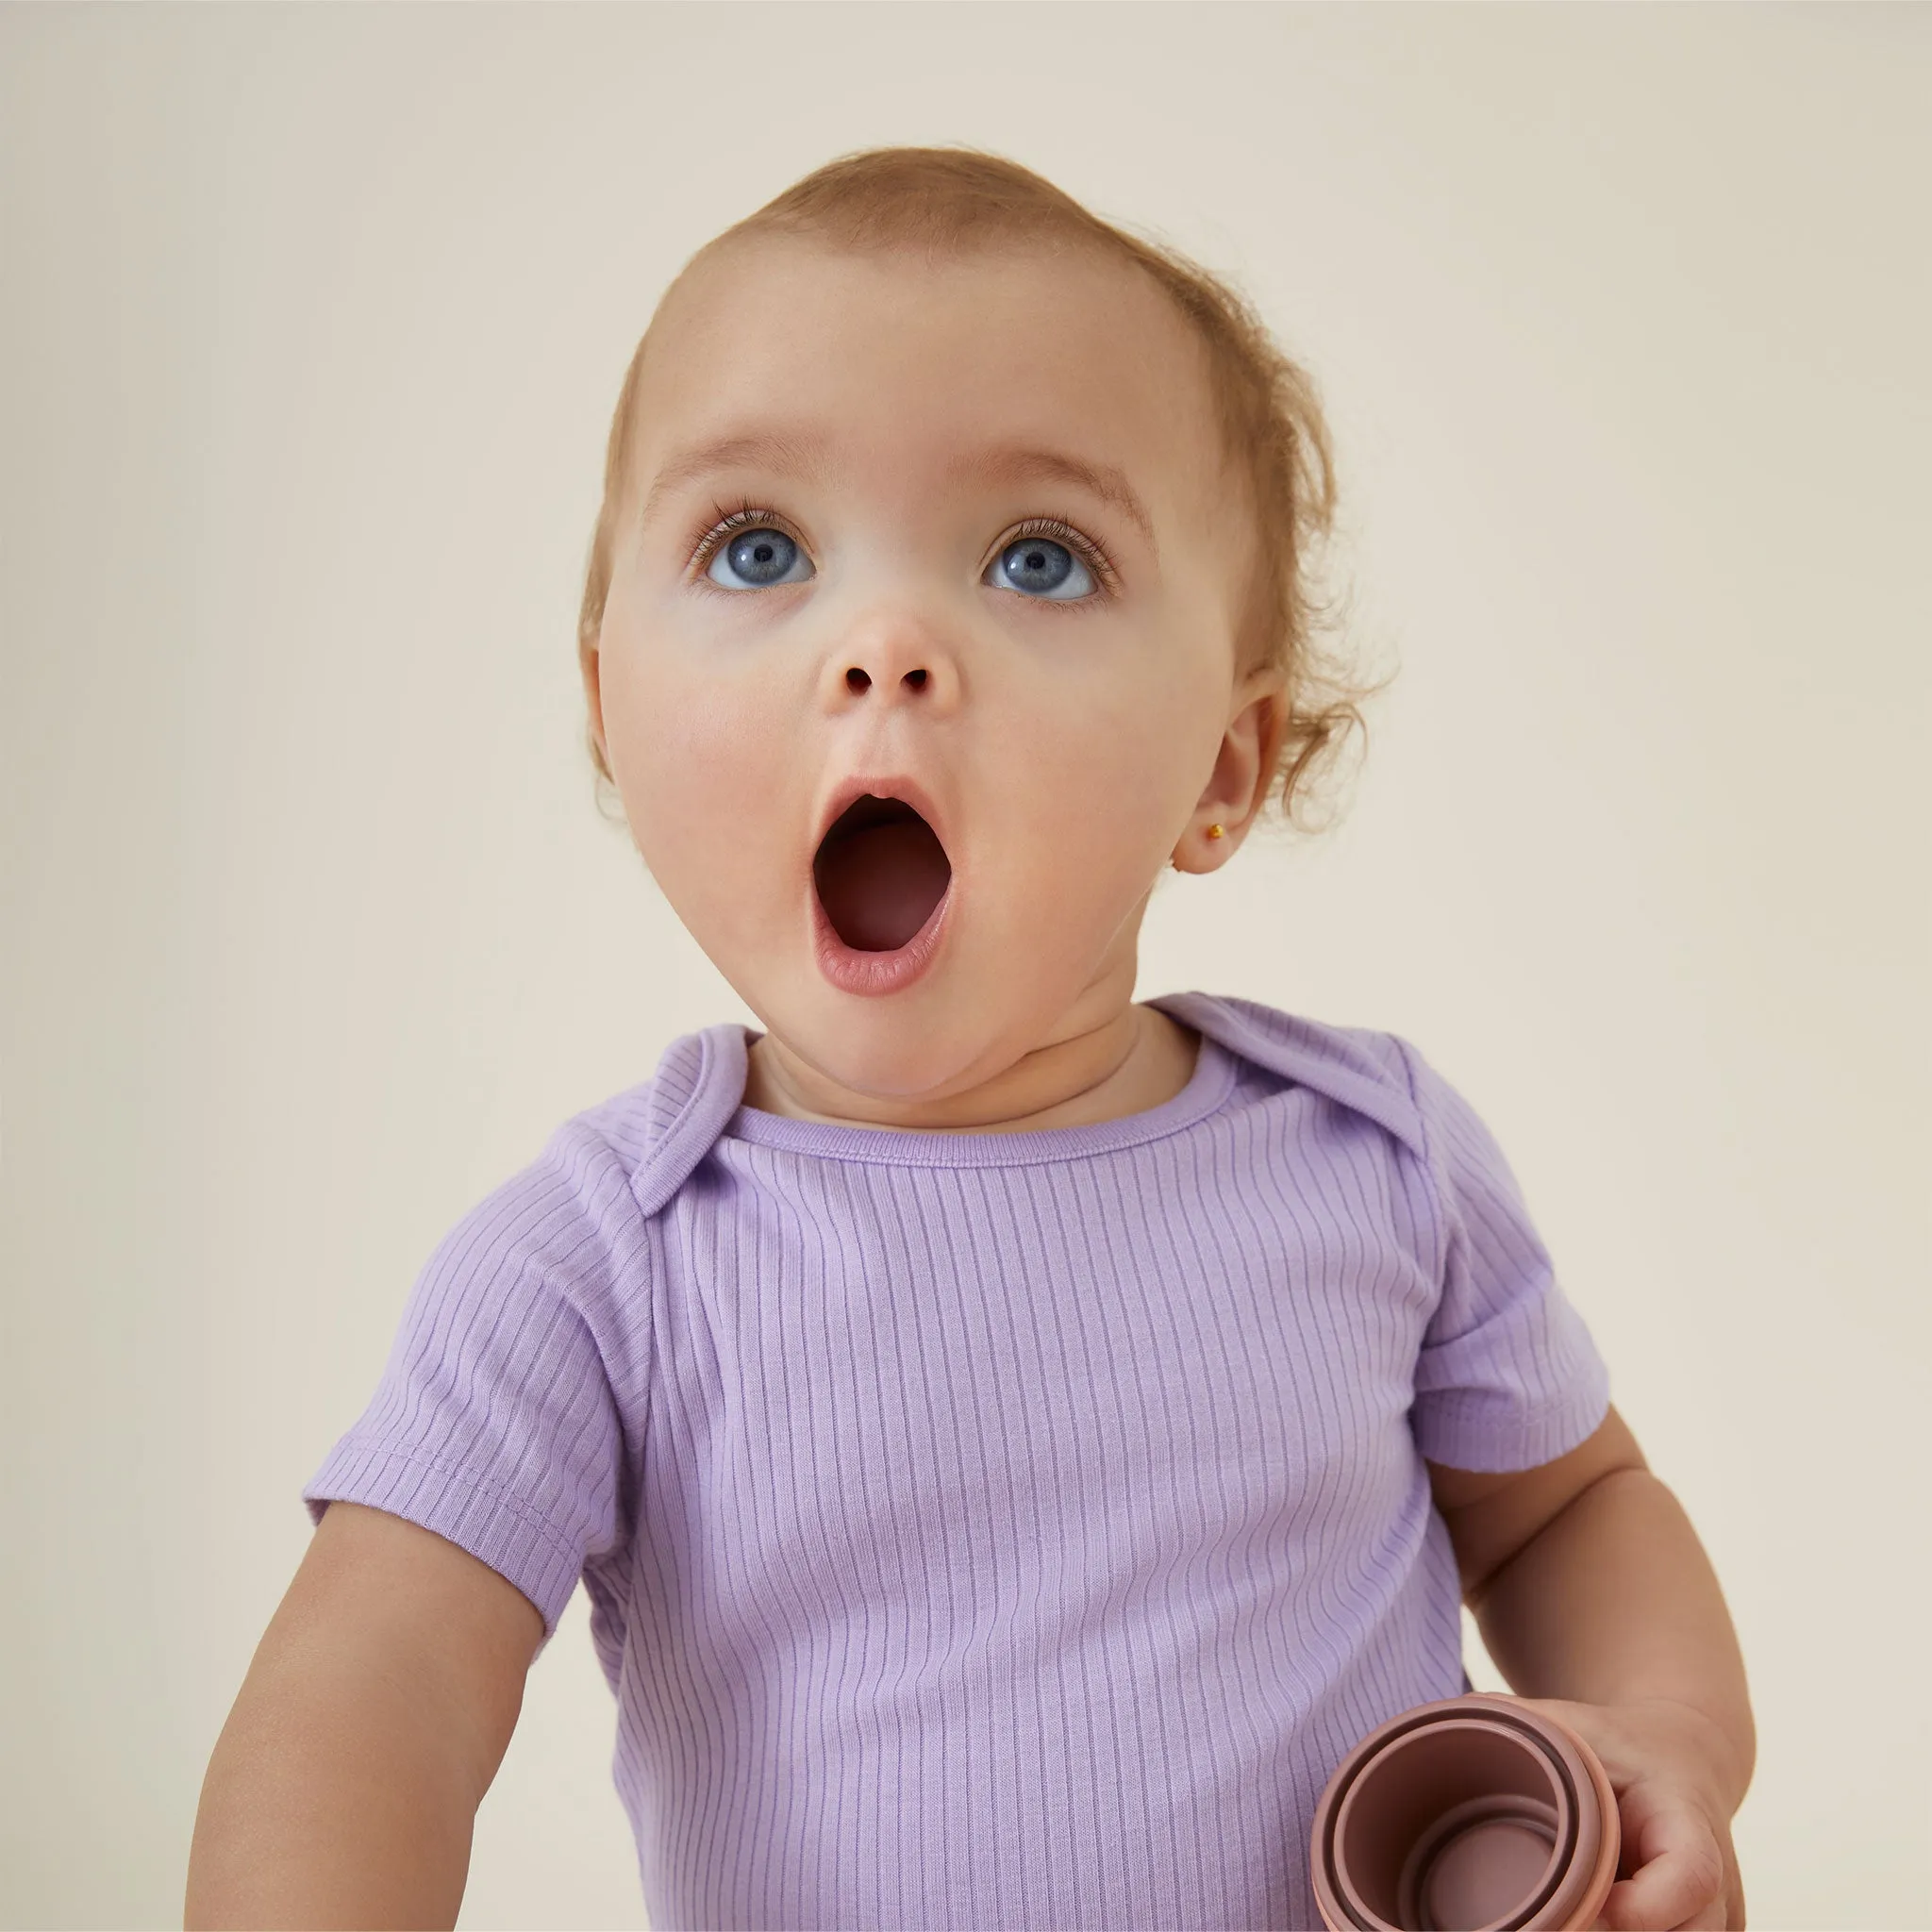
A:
[3,5,1926,1927]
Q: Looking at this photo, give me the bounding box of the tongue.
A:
[815,816,951,951]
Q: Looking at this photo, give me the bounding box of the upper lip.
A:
[813,773,953,860]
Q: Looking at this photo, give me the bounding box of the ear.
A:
[1181,674,1290,864]
[1238,675,1292,817]
[580,641,608,769]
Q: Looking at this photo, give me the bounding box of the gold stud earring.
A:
[1173,824,1226,872]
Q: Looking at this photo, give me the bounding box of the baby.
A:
[188,147,1753,1931]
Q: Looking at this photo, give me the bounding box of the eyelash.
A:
[683,496,1122,602]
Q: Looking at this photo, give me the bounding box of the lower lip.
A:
[812,876,954,996]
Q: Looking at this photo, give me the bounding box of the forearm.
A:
[185,1638,479,1929]
[1468,1466,1756,1812]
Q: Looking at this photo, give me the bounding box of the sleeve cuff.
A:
[1411,1352,1612,1473]
[301,1437,587,1647]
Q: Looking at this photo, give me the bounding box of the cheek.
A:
[991,665,1203,841]
[959,698,1186,933]
[600,642,801,908]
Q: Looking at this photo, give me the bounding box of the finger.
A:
[1599,1790,1727,1931]
[1670,1897,1727,1931]
[1599,1872,1727,1932]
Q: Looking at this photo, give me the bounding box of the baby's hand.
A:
[1501,1694,1745,1930]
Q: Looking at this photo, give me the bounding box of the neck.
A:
[741,1000,1201,1135]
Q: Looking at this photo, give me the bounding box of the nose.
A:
[823,606,959,710]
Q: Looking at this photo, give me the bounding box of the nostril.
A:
[840,668,929,691]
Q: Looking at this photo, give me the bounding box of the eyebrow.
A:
[959,442,1158,553]
[637,427,1158,553]
[638,430,835,536]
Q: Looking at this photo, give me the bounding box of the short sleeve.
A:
[302,1141,631,1655]
[1393,1037,1611,1473]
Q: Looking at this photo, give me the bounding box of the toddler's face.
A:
[588,234,1282,1121]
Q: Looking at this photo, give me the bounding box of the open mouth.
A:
[812,793,953,952]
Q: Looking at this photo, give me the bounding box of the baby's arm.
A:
[1429,1401,1755,1927]
[1428,1400,1755,1805]
[185,1500,542,1929]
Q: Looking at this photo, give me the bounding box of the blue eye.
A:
[706,525,813,591]
[987,534,1096,601]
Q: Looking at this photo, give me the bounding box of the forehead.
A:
[626,233,1234,536]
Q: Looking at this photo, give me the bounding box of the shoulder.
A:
[569,1020,734,1148]
[1149,989,1428,1161]
[1146,991,1544,1265]
[404,1019,747,1332]
[540,1017,757,1228]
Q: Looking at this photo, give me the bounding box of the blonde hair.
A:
[577,143,1392,841]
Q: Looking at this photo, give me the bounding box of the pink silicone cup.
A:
[1310,1693,1621,1930]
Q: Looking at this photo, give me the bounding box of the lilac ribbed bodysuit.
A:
[303,990,1610,1930]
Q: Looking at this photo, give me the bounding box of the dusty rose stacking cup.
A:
[1310,1692,1621,1931]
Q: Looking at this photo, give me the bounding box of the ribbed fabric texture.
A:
[303,990,1610,1931]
